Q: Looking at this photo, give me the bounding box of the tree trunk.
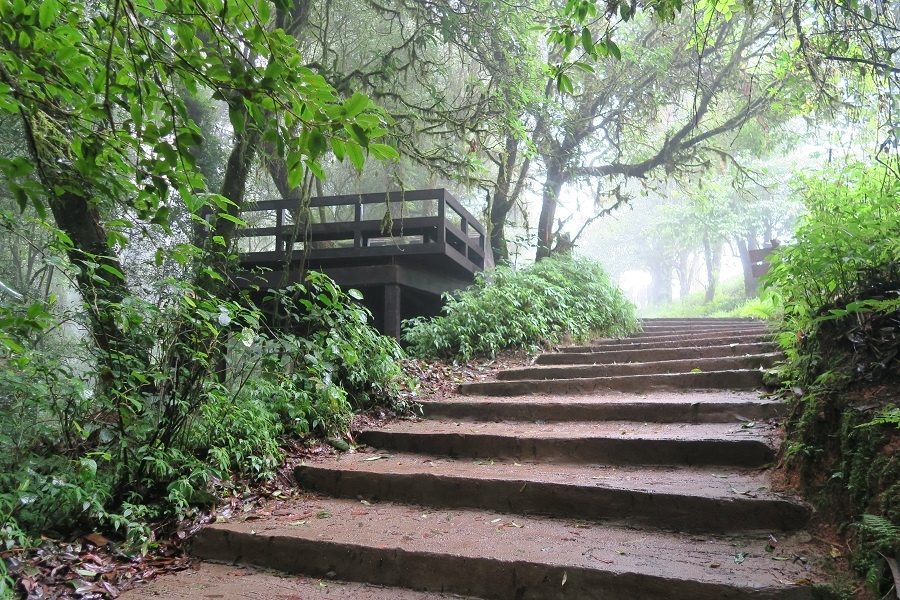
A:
[196,121,262,295]
[648,260,673,305]
[536,159,566,261]
[736,235,758,296]
[703,235,723,303]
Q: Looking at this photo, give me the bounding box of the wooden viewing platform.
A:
[233,189,492,337]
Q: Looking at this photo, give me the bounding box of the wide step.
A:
[192,497,832,600]
[459,369,765,396]
[295,452,808,533]
[572,332,772,351]
[536,342,778,365]
[497,353,779,381]
[120,561,469,599]
[355,420,776,467]
[420,390,786,423]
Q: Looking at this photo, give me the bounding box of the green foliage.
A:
[763,161,900,592]
[403,255,638,360]
[647,277,762,318]
[243,272,413,436]
[0,269,409,554]
[764,161,900,395]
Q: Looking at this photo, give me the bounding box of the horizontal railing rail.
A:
[228,189,487,272]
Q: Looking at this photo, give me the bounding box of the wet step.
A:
[537,342,778,365]
[642,317,766,324]
[119,561,474,599]
[562,333,772,352]
[633,325,771,337]
[419,390,787,423]
[497,353,780,381]
[192,497,834,600]
[295,452,808,533]
[590,329,774,346]
[354,420,776,467]
[458,369,764,396]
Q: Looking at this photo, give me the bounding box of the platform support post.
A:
[384,283,402,339]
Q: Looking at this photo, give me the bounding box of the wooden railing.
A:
[230,189,488,274]
[749,245,778,278]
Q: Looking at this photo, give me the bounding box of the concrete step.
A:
[419,390,787,423]
[458,369,765,396]
[537,342,778,365]
[562,333,772,352]
[192,497,835,599]
[641,318,765,324]
[354,420,777,467]
[635,324,771,335]
[120,561,472,599]
[497,353,780,381]
[591,328,774,346]
[295,452,808,533]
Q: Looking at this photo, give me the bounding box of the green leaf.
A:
[99,263,125,281]
[287,163,304,189]
[607,38,621,60]
[38,0,58,28]
[346,143,365,172]
[342,92,370,119]
[229,105,245,133]
[257,0,271,23]
[307,128,327,160]
[556,73,574,95]
[369,143,398,161]
[331,137,346,162]
[581,27,593,54]
[216,212,248,227]
[305,159,325,181]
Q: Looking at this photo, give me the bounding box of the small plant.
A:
[857,514,900,596]
[402,255,639,360]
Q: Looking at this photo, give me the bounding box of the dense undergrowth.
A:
[0,271,411,596]
[763,162,900,597]
[402,255,639,360]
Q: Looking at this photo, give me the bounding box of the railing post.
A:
[276,207,284,254]
[354,200,363,248]
[384,283,402,339]
[437,191,447,247]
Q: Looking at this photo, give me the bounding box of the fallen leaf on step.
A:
[364,454,392,461]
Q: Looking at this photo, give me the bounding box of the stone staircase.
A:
[124,318,837,599]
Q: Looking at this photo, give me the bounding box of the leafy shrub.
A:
[762,161,900,593]
[403,255,638,359]
[251,272,413,436]
[764,161,900,395]
[0,269,411,555]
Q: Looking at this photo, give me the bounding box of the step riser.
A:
[499,354,779,381]
[626,327,772,339]
[563,334,771,352]
[419,401,786,423]
[537,343,777,365]
[459,370,765,396]
[592,330,772,345]
[641,318,765,323]
[355,431,774,467]
[295,467,809,533]
[192,529,821,600]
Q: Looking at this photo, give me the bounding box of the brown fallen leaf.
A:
[83,533,110,547]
